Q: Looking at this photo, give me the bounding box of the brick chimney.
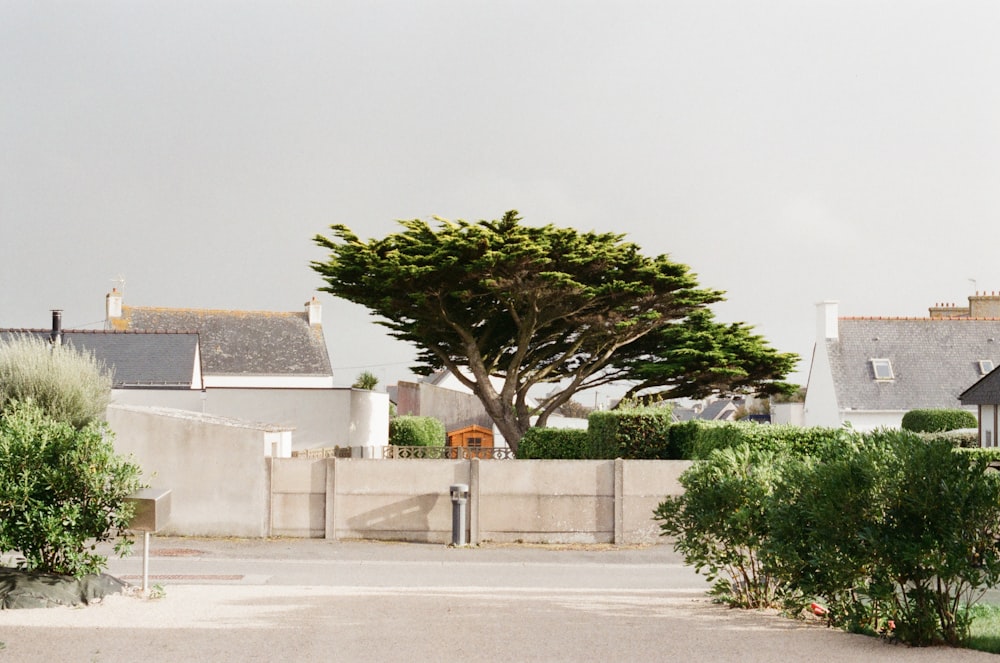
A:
[306,296,322,326]
[969,291,1000,318]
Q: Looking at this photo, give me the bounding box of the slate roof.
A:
[110,306,332,377]
[0,330,199,388]
[829,317,1000,411]
[699,399,738,421]
[959,366,1000,405]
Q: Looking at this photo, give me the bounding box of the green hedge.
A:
[588,406,674,459]
[388,416,445,447]
[517,428,590,459]
[918,428,979,448]
[672,420,852,460]
[901,408,977,433]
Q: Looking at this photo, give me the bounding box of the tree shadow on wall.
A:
[346,494,443,543]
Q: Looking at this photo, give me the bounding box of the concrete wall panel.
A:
[107,405,271,537]
[271,493,325,538]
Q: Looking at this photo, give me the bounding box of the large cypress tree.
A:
[312,211,795,450]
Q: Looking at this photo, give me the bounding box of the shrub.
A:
[680,420,852,460]
[766,430,1000,646]
[588,405,674,459]
[517,428,589,459]
[389,416,445,447]
[0,334,111,429]
[869,431,1000,645]
[919,428,979,448]
[0,401,143,577]
[654,444,786,608]
[901,408,977,433]
[764,436,892,633]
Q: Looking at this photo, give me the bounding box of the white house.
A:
[804,297,1000,431]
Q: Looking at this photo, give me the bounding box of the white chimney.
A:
[816,300,839,341]
[306,296,322,326]
[106,288,123,321]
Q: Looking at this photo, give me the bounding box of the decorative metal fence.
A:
[292,446,353,459]
[383,446,516,460]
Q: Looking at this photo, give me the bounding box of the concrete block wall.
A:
[476,460,615,544]
[328,459,471,543]
[269,458,691,545]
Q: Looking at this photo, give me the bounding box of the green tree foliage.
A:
[0,401,142,577]
[901,408,978,433]
[313,211,795,451]
[0,334,111,429]
[618,308,798,401]
[388,415,446,447]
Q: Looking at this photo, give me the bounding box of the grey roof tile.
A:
[959,365,1000,404]
[113,306,332,377]
[0,330,199,388]
[830,318,1000,411]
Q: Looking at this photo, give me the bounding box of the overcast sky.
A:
[2,2,998,397]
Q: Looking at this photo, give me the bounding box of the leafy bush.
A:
[588,405,674,459]
[868,432,1000,645]
[0,334,111,429]
[517,428,589,459]
[661,430,1000,646]
[389,416,445,447]
[919,428,979,448]
[764,436,892,632]
[654,444,786,608]
[0,401,143,577]
[680,420,851,460]
[901,408,977,433]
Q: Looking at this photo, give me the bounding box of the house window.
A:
[467,437,482,449]
[871,358,893,380]
[979,360,995,376]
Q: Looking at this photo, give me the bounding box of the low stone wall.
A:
[109,402,691,543]
[271,458,691,545]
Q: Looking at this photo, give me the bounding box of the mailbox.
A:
[126,488,172,533]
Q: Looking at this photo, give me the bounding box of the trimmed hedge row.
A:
[517,428,590,459]
[388,415,446,447]
[588,407,674,459]
[901,408,977,433]
[524,416,857,461]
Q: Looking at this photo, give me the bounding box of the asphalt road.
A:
[0,538,997,662]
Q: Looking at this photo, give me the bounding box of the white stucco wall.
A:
[107,405,277,537]
[803,302,842,429]
[981,404,998,447]
[110,387,388,451]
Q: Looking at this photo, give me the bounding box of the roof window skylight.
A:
[871,358,893,380]
[979,360,995,376]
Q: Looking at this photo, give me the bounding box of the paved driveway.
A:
[0,538,995,662]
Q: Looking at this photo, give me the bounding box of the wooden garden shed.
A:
[447,424,494,458]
